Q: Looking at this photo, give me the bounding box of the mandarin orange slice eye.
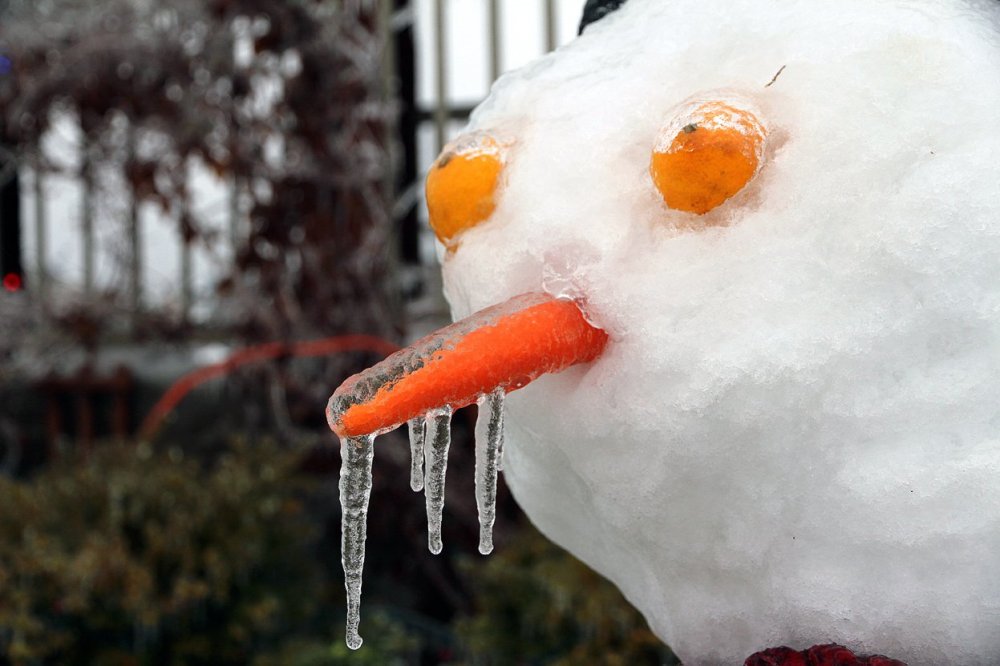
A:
[426,133,506,246]
[650,97,768,215]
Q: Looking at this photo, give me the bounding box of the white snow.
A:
[438,0,1000,663]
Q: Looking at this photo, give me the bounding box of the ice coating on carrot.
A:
[326,292,608,439]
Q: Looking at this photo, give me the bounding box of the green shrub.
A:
[253,611,421,666]
[0,442,324,665]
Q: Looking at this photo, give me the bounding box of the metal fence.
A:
[425,0,561,151]
[1,0,582,326]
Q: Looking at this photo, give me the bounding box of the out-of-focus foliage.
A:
[254,612,420,666]
[0,0,399,346]
[0,442,325,664]
[456,525,680,665]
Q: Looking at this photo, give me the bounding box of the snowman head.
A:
[332,0,1000,662]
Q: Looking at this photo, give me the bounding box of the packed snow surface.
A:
[439,0,1000,663]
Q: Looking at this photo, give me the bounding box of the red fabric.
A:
[745,644,907,666]
[805,644,859,665]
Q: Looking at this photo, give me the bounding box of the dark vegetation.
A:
[0,433,677,664]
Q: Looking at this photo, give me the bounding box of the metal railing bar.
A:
[179,176,192,321]
[0,145,17,189]
[376,0,404,323]
[433,0,448,152]
[488,0,501,82]
[81,145,94,296]
[127,125,141,321]
[33,157,47,300]
[229,175,240,254]
[544,0,557,52]
[416,106,475,122]
[390,4,415,31]
[180,235,192,320]
[129,192,140,320]
[392,180,422,220]
[378,0,397,203]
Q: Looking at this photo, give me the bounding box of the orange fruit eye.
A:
[650,97,767,215]
[426,133,506,246]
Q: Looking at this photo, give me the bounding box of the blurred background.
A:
[0,0,676,663]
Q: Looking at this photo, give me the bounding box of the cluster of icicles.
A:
[339,389,506,650]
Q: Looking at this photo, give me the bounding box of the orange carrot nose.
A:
[327,293,608,439]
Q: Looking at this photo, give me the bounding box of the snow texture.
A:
[440,1,1000,663]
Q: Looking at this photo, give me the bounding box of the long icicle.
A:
[474,388,505,554]
[423,409,452,554]
[407,417,425,491]
[339,434,375,650]
[496,412,506,472]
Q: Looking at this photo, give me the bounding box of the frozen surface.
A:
[327,291,553,437]
[423,410,453,555]
[339,435,375,650]
[439,0,1000,663]
[408,417,425,492]
[474,389,505,555]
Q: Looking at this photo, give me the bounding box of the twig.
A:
[765,64,786,88]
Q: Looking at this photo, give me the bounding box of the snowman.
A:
[328,0,1000,663]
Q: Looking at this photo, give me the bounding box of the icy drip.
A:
[339,434,375,650]
[423,409,452,554]
[407,417,425,491]
[496,424,506,472]
[474,389,506,555]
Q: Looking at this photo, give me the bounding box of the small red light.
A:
[3,273,21,292]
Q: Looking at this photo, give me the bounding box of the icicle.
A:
[474,388,505,555]
[496,413,506,472]
[339,434,375,650]
[407,417,425,492]
[423,409,452,554]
